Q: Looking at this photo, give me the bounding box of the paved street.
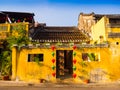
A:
[0,86,120,90]
[0,81,120,90]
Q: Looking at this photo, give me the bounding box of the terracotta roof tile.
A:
[31,26,89,43]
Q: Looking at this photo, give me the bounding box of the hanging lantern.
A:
[52,66,56,70]
[51,45,55,51]
[73,73,77,78]
[73,66,76,71]
[52,52,55,57]
[73,52,76,56]
[73,45,77,50]
[30,17,33,20]
[73,59,77,64]
[52,59,55,63]
[17,19,20,22]
[52,72,56,77]
[12,18,14,21]
[24,18,26,20]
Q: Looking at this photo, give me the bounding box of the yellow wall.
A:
[73,47,110,82]
[15,48,56,82]
[73,47,120,82]
[91,17,106,42]
[12,45,120,83]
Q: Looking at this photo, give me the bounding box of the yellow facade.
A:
[13,47,56,82]
[11,44,120,83]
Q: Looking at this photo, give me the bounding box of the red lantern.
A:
[51,45,55,51]
[73,45,77,50]
[52,72,56,77]
[73,73,77,78]
[73,59,77,64]
[17,19,20,22]
[52,59,55,63]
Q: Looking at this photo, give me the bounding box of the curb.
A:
[0,81,28,86]
[0,81,120,87]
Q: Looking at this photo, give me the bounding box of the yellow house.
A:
[9,12,120,83]
[12,26,91,83]
[12,43,112,83]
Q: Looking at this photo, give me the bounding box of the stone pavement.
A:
[0,81,120,87]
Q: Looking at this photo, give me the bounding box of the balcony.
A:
[0,22,29,40]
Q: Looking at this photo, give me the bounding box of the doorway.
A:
[56,50,73,79]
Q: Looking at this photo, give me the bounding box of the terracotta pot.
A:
[2,75,9,80]
[84,79,90,84]
[40,79,44,83]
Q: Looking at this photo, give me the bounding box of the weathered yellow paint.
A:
[12,45,120,83]
[12,46,17,80]
[15,48,56,82]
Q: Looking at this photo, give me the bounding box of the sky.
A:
[0,0,120,26]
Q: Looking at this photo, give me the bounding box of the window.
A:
[82,53,99,62]
[28,54,43,62]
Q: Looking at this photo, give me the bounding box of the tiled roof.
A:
[31,26,89,43]
[0,11,34,16]
[94,14,120,19]
[0,11,35,23]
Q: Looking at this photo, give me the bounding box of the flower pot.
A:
[2,75,10,80]
[83,79,90,84]
[40,79,44,83]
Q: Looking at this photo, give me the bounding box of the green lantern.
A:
[52,66,56,70]
[52,52,55,57]
[73,66,76,71]
[73,52,76,56]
